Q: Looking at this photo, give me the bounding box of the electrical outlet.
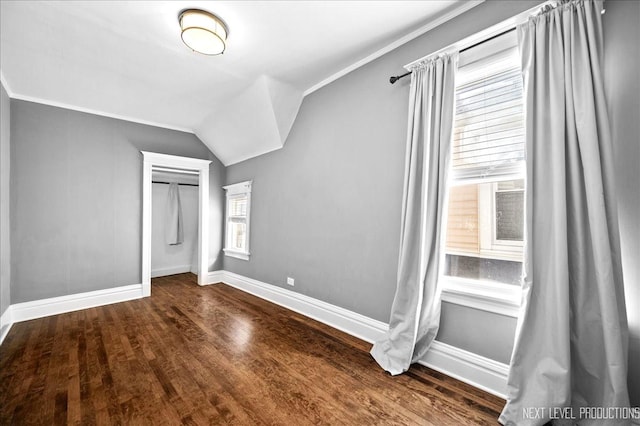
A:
[286,277,295,286]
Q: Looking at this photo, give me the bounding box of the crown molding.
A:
[303,0,484,96]
[7,91,194,134]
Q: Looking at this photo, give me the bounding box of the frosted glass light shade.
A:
[179,9,228,55]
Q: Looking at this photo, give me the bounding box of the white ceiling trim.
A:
[7,91,194,134]
[303,0,484,96]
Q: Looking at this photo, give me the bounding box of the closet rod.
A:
[152,181,199,187]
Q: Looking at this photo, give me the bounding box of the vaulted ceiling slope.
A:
[0,1,480,165]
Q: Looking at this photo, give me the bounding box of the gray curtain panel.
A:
[370,54,457,375]
[165,182,184,246]
[500,1,630,425]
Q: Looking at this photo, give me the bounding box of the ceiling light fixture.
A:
[179,9,228,55]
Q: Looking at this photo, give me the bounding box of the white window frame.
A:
[439,30,527,318]
[223,180,252,261]
[473,176,525,263]
[443,172,525,314]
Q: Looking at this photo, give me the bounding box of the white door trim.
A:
[141,151,211,296]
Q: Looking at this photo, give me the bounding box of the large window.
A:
[444,31,525,288]
[223,181,252,260]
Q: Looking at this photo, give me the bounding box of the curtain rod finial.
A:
[389,70,412,85]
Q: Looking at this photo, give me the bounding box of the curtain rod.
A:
[388,0,605,85]
[461,27,515,53]
[152,181,199,187]
[389,27,516,85]
[388,0,563,85]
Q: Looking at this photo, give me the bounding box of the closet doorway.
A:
[141,152,211,297]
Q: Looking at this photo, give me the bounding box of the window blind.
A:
[452,32,525,179]
[229,196,247,217]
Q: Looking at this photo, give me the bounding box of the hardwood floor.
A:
[1,273,504,425]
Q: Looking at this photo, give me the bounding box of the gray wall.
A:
[224,0,640,402]
[209,154,226,271]
[1,82,10,321]
[439,302,516,364]
[10,100,225,303]
[603,0,640,407]
[224,0,544,361]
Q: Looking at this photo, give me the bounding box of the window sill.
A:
[446,249,523,263]
[223,249,250,261]
[440,277,522,318]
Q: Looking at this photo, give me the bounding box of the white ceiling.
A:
[1,1,480,164]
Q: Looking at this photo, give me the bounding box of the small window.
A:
[223,181,252,260]
[443,31,525,287]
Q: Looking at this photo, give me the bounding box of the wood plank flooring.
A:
[1,273,504,425]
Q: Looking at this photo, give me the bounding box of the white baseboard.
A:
[0,306,12,345]
[151,265,193,278]
[207,270,509,398]
[208,270,387,344]
[207,270,226,285]
[419,341,508,398]
[0,305,11,328]
[10,284,144,324]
